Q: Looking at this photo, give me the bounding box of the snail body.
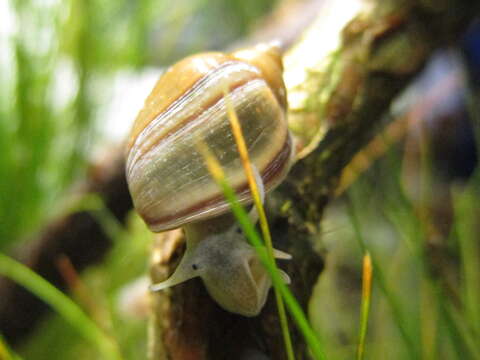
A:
[126,43,293,316]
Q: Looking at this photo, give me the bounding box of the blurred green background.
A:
[1,0,480,359]
[0,0,277,251]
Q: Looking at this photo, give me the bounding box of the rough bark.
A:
[149,0,479,359]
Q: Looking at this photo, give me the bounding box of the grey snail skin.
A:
[125,42,293,317]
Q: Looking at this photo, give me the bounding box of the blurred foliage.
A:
[0,0,278,250]
[0,0,278,358]
[311,114,480,359]
[18,213,152,360]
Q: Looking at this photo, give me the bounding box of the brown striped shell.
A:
[126,43,292,232]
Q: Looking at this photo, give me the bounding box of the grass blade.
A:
[357,252,372,360]
[0,334,22,360]
[224,87,295,360]
[198,144,327,360]
[347,195,420,359]
[453,186,480,336]
[0,253,122,360]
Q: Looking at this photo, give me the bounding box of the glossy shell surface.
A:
[126,44,292,232]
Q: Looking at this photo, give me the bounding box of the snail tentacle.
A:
[149,243,200,292]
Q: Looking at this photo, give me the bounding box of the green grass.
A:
[0,253,122,360]
[357,252,372,360]
[16,209,151,360]
[316,138,480,360]
[347,192,422,360]
[200,144,327,360]
[0,334,21,360]
[224,90,296,360]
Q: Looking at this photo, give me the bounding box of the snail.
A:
[125,42,293,317]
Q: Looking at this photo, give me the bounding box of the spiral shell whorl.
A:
[126,44,291,232]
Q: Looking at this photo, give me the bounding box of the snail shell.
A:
[126,43,292,232]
